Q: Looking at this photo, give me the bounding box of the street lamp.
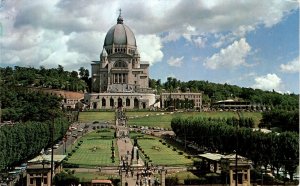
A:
[235,110,241,186]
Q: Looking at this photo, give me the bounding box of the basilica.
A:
[85,12,202,110]
[85,12,156,109]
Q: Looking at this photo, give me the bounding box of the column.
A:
[229,169,233,186]
[121,170,126,186]
[247,168,250,186]
[160,168,166,186]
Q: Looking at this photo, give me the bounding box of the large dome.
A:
[104,14,136,47]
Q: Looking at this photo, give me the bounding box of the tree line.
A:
[0,117,70,171]
[0,85,64,122]
[260,109,299,132]
[171,117,299,181]
[149,77,299,109]
[0,65,90,92]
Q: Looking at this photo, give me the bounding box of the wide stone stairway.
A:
[115,108,165,186]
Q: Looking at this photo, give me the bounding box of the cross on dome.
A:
[117,8,123,24]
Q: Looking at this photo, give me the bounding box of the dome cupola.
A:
[104,10,136,47]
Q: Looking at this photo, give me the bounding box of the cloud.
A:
[193,36,207,48]
[280,57,300,73]
[167,56,184,67]
[136,35,164,65]
[0,0,297,72]
[252,73,282,91]
[204,38,251,69]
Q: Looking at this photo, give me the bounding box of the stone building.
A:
[91,12,150,94]
[88,12,155,109]
[87,12,202,110]
[160,92,202,110]
[26,155,66,186]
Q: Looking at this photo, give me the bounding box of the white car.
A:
[77,128,83,132]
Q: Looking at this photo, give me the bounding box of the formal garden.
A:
[129,132,194,166]
[65,129,120,167]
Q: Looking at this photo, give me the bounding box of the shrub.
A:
[178,151,183,155]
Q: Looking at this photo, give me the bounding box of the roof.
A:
[28,155,66,163]
[31,88,84,100]
[199,153,223,161]
[104,17,136,47]
[199,153,248,162]
[91,180,112,184]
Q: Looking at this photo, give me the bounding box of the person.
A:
[131,169,134,177]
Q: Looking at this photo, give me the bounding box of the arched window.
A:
[118,98,122,108]
[102,98,106,107]
[114,61,127,68]
[134,98,139,109]
[126,98,130,107]
[110,98,114,107]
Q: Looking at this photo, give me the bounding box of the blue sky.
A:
[0,0,299,93]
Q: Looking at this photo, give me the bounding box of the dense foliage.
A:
[260,109,299,132]
[0,85,64,122]
[53,171,79,186]
[0,117,70,170]
[0,65,89,92]
[171,117,299,180]
[149,77,299,109]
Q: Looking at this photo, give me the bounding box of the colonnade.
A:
[113,73,128,84]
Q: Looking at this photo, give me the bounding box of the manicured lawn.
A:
[131,133,194,166]
[73,172,119,182]
[66,129,119,167]
[79,111,262,128]
[128,111,262,129]
[79,111,115,123]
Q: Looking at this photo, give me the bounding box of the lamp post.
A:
[50,117,54,186]
[235,111,241,186]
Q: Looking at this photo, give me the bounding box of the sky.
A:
[0,0,299,93]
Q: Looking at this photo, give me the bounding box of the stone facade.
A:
[91,13,150,94]
[87,13,202,110]
[88,12,155,109]
[160,92,202,110]
[85,93,155,110]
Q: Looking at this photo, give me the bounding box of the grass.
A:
[167,171,200,184]
[79,111,262,128]
[131,132,194,166]
[73,172,120,182]
[66,129,119,167]
[79,111,115,123]
[128,111,262,129]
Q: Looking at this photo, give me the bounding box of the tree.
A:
[53,171,79,186]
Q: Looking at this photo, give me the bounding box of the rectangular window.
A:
[30,178,34,184]
[44,178,47,184]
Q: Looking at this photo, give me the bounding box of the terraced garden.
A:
[66,129,119,167]
[130,132,194,166]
